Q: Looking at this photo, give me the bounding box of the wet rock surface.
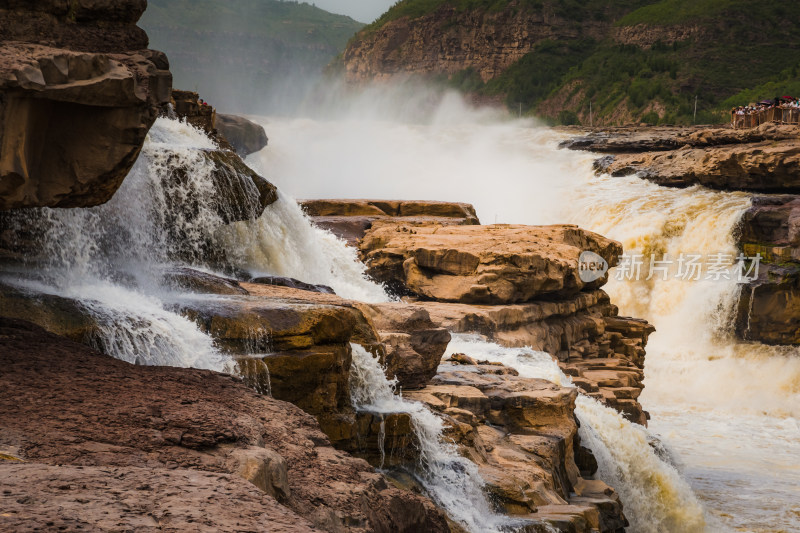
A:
[0,317,450,533]
[724,178,800,344]
[250,275,335,294]
[418,294,653,426]
[0,1,172,209]
[405,362,627,532]
[734,262,800,345]
[166,90,278,226]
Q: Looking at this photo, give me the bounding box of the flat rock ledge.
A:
[562,124,800,193]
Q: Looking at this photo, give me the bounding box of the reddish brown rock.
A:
[0,1,172,209]
[0,318,450,533]
[359,302,451,390]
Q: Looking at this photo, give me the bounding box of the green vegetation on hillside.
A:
[721,65,800,108]
[365,0,651,32]
[359,0,800,125]
[618,0,796,26]
[141,0,364,113]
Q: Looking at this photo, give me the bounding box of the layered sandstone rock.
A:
[0,1,172,209]
[358,302,452,390]
[418,293,653,425]
[300,199,480,246]
[238,283,450,392]
[0,318,449,532]
[405,362,628,532]
[566,124,800,193]
[560,123,800,154]
[301,199,652,423]
[599,141,800,192]
[343,5,607,84]
[359,222,621,304]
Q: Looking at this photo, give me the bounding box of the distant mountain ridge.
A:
[341,0,800,125]
[141,0,364,113]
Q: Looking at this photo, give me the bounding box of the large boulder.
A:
[359,222,622,304]
[217,113,269,156]
[0,1,172,209]
[359,302,451,390]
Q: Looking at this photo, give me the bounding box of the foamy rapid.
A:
[444,334,707,533]
[3,116,387,369]
[255,97,799,531]
[218,192,389,303]
[349,343,522,533]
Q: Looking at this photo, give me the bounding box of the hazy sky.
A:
[310,0,396,23]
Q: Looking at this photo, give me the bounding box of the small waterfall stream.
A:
[1,117,387,369]
[443,334,707,533]
[349,343,526,533]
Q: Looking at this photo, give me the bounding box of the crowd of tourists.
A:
[731,97,800,128]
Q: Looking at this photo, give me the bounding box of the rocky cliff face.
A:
[343,5,606,84]
[0,0,171,209]
[342,1,800,125]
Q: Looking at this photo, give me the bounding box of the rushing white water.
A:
[348,343,523,533]
[219,192,389,303]
[2,116,387,369]
[444,334,707,533]
[254,98,800,532]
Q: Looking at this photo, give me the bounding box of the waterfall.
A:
[1,116,387,370]
[255,110,800,531]
[444,334,707,533]
[348,343,524,533]
[218,192,390,303]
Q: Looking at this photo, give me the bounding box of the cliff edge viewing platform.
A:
[732,98,800,129]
